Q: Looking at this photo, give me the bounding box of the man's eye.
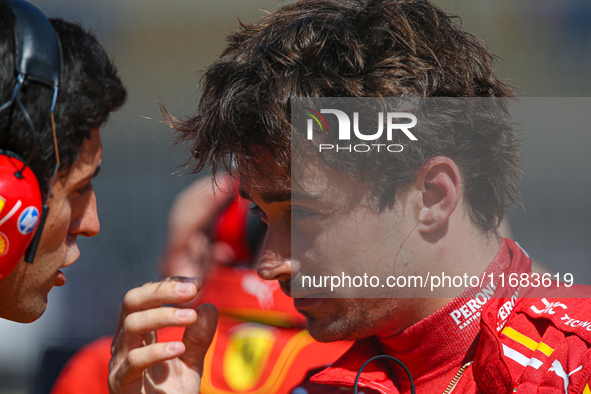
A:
[249,204,267,222]
[77,182,94,196]
[289,206,317,220]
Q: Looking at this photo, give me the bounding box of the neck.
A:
[374,238,510,382]
[378,210,502,337]
[418,209,500,295]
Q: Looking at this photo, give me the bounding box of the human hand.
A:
[108,278,218,393]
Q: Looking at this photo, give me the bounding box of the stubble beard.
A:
[300,299,382,343]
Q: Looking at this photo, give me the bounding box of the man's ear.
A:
[416,156,461,233]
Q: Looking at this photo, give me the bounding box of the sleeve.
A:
[50,337,112,394]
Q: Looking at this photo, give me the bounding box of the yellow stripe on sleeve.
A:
[501,326,554,357]
[536,341,554,357]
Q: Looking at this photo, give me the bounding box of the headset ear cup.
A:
[0,153,42,280]
[214,198,252,264]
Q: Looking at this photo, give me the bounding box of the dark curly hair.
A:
[171,0,521,232]
[0,1,127,196]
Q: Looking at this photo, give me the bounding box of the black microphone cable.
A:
[353,355,415,394]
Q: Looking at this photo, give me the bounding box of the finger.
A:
[180,303,219,376]
[112,307,197,358]
[110,341,186,388]
[124,307,197,336]
[116,277,202,333]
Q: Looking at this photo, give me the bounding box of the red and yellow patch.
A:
[0,232,9,256]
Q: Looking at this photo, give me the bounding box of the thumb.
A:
[180,303,218,376]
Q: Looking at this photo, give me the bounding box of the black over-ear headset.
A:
[0,0,62,279]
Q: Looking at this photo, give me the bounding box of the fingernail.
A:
[176,282,194,294]
[176,309,194,319]
[166,342,181,354]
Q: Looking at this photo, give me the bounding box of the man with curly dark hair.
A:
[110,1,591,393]
[0,0,126,323]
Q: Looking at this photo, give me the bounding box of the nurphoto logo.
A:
[304,107,417,153]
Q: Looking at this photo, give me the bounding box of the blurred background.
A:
[0,0,589,392]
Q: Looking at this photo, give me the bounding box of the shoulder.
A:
[50,336,112,394]
[476,286,591,393]
[514,285,591,342]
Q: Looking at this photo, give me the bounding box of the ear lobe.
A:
[416,157,461,233]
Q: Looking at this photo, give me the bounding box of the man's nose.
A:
[70,190,100,237]
[256,225,291,281]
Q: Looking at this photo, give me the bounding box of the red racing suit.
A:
[291,239,591,393]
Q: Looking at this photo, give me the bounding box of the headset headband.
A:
[7,0,62,89]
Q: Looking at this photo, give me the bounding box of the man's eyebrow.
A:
[261,190,292,204]
[78,165,101,184]
[239,186,290,203]
[92,166,101,179]
[238,186,251,201]
[239,185,316,204]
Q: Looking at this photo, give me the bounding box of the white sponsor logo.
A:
[530,298,567,315]
[450,283,496,329]
[241,272,277,310]
[549,360,583,393]
[560,314,591,331]
[496,287,520,333]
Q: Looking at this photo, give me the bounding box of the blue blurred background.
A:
[0,0,589,392]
